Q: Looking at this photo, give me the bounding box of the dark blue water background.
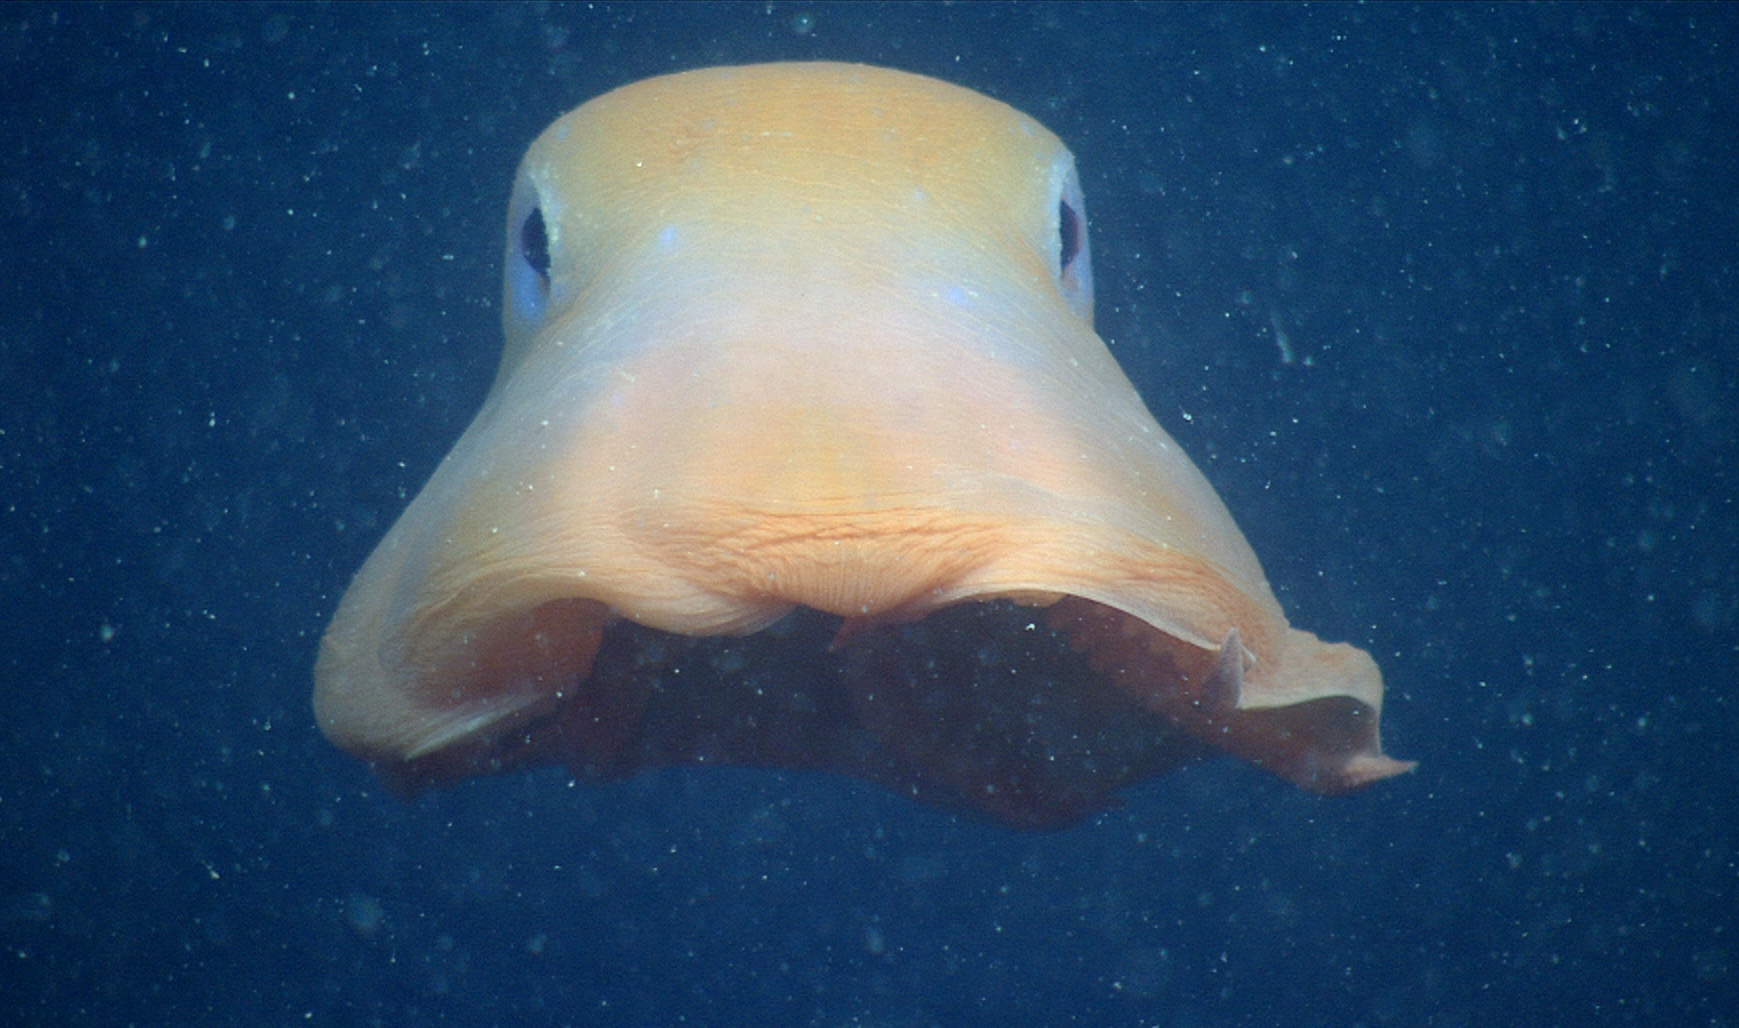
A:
[3,3,1735,1025]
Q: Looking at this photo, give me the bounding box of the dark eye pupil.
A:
[1057,200,1082,272]
[521,207,551,284]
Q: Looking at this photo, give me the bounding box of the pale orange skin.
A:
[315,63,1411,827]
